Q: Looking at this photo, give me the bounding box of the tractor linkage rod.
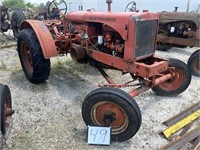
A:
[97,67,173,97]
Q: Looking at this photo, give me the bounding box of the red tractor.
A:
[17,0,191,141]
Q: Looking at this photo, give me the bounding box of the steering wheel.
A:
[48,0,67,19]
[125,1,139,12]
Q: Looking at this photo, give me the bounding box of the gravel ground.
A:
[0,32,200,150]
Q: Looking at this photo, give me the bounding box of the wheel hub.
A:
[159,68,184,91]
[4,95,14,129]
[195,58,199,71]
[91,101,129,134]
[103,112,116,125]
[21,42,33,74]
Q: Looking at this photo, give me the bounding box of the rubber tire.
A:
[152,59,191,96]
[187,49,200,77]
[11,11,26,38]
[82,87,141,141]
[0,84,12,136]
[17,29,50,84]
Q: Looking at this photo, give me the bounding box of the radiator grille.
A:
[135,20,157,58]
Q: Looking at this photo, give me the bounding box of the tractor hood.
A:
[66,11,159,40]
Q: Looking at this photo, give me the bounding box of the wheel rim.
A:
[21,41,33,74]
[192,57,200,72]
[91,101,129,135]
[4,94,11,132]
[159,68,184,91]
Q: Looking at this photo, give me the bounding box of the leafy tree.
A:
[38,3,45,8]
[26,2,36,10]
[2,0,26,9]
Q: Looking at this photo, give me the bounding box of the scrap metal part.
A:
[163,102,200,127]
[160,126,200,150]
[162,109,200,139]
[161,102,200,140]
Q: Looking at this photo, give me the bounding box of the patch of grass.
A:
[28,108,33,112]
[0,60,7,70]
[51,58,70,76]
[51,57,97,76]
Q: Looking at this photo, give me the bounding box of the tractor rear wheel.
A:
[187,50,200,77]
[17,29,50,84]
[0,84,12,138]
[152,59,191,96]
[82,87,141,141]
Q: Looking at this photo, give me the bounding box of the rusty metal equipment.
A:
[0,5,51,38]
[160,126,200,150]
[163,102,200,128]
[157,11,200,49]
[160,102,200,150]
[17,0,192,141]
[161,101,200,140]
[157,11,200,77]
[0,5,27,38]
[0,6,10,33]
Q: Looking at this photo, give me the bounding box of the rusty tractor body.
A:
[17,0,191,141]
[157,11,200,77]
[157,11,200,48]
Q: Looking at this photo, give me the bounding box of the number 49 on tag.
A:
[87,126,111,145]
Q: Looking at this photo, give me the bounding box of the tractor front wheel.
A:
[187,50,200,77]
[0,84,13,138]
[17,29,50,84]
[82,87,141,141]
[152,59,191,96]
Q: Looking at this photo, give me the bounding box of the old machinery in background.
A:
[0,5,26,38]
[0,3,57,38]
[0,6,10,33]
[157,11,200,77]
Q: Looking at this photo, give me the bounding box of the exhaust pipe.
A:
[106,0,112,12]
[186,0,190,12]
